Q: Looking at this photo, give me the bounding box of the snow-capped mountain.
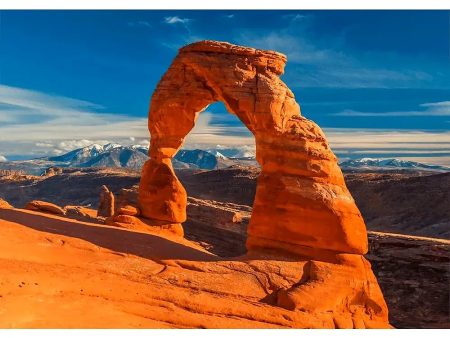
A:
[340,158,450,172]
[205,146,256,159]
[46,143,149,169]
[0,143,255,174]
[175,149,228,170]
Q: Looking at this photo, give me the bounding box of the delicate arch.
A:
[138,41,368,256]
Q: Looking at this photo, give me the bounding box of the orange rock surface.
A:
[140,40,367,254]
[0,198,13,209]
[25,200,65,216]
[0,208,390,328]
[134,40,389,328]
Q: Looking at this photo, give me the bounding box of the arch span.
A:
[138,40,368,256]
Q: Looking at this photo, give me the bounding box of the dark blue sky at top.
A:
[0,10,449,131]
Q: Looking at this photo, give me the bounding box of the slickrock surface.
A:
[0,208,386,328]
[0,207,448,328]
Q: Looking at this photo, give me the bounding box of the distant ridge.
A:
[340,158,449,172]
[0,144,448,175]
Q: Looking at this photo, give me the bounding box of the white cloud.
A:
[324,128,450,166]
[282,14,307,22]
[240,31,349,66]
[334,101,450,117]
[128,20,151,27]
[0,85,253,158]
[184,112,254,147]
[164,16,191,25]
[224,14,235,19]
[0,85,151,157]
[0,84,148,142]
[1,85,448,166]
[324,128,450,151]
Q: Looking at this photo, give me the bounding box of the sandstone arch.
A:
[139,40,368,256]
[114,40,391,327]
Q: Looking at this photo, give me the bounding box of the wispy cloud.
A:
[0,85,147,142]
[164,16,191,25]
[160,15,198,50]
[1,85,449,166]
[184,112,253,147]
[224,14,235,19]
[334,101,450,117]
[237,15,443,89]
[282,13,307,22]
[0,85,252,157]
[128,20,152,28]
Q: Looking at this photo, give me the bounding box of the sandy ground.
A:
[0,208,326,328]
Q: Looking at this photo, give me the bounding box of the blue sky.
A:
[0,10,449,164]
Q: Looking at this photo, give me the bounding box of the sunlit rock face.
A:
[140,40,367,255]
[135,40,390,328]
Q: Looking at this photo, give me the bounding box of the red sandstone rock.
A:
[138,159,186,223]
[140,40,367,255]
[97,185,115,217]
[117,205,140,216]
[108,214,184,237]
[25,200,65,216]
[276,254,389,328]
[0,198,13,209]
[136,40,389,327]
[64,206,99,223]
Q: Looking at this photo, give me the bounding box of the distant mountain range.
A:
[0,143,448,175]
[0,143,257,175]
[339,158,449,172]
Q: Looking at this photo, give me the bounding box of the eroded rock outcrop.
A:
[138,40,367,255]
[25,200,65,216]
[0,198,13,209]
[97,185,115,217]
[114,40,390,327]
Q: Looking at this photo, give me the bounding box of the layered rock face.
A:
[133,40,389,327]
[139,40,367,255]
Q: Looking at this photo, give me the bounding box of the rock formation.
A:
[97,185,115,217]
[0,198,13,209]
[114,40,390,327]
[25,200,65,216]
[42,166,63,177]
[187,197,250,235]
[64,206,99,223]
[137,40,367,254]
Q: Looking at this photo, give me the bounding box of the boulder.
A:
[117,205,140,216]
[25,200,65,216]
[64,206,99,223]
